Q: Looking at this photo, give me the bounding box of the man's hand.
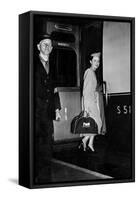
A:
[55,109,61,121]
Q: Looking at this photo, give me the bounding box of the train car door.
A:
[80,21,103,88]
[54,20,104,143]
[80,21,106,134]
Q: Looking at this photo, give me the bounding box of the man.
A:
[34,34,61,183]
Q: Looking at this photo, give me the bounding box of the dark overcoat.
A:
[34,53,61,182]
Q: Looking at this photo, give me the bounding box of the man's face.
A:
[38,39,53,55]
[90,56,100,71]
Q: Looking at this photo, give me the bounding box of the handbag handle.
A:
[81,96,90,117]
[83,110,90,118]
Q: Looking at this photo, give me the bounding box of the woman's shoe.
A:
[87,145,95,152]
[78,142,86,151]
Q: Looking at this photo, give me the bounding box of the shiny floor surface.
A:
[50,158,112,183]
[53,147,131,180]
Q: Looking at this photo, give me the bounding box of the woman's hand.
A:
[55,109,61,121]
[83,110,89,117]
[96,84,103,92]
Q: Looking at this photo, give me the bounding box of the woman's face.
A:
[90,56,100,71]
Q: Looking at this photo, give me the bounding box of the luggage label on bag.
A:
[83,122,90,128]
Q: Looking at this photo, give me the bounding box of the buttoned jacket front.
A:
[34,54,61,120]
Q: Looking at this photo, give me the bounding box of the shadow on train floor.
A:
[53,146,131,180]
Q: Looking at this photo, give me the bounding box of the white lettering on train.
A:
[116,105,131,114]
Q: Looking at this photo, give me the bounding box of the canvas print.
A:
[19,11,135,188]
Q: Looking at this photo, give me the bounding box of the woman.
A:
[80,52,103,152]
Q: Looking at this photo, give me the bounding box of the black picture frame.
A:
[19,11,135,189]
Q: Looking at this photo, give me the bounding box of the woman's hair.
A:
[89,52,101,60]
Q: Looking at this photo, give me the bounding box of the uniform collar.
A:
[39,54,49,74]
